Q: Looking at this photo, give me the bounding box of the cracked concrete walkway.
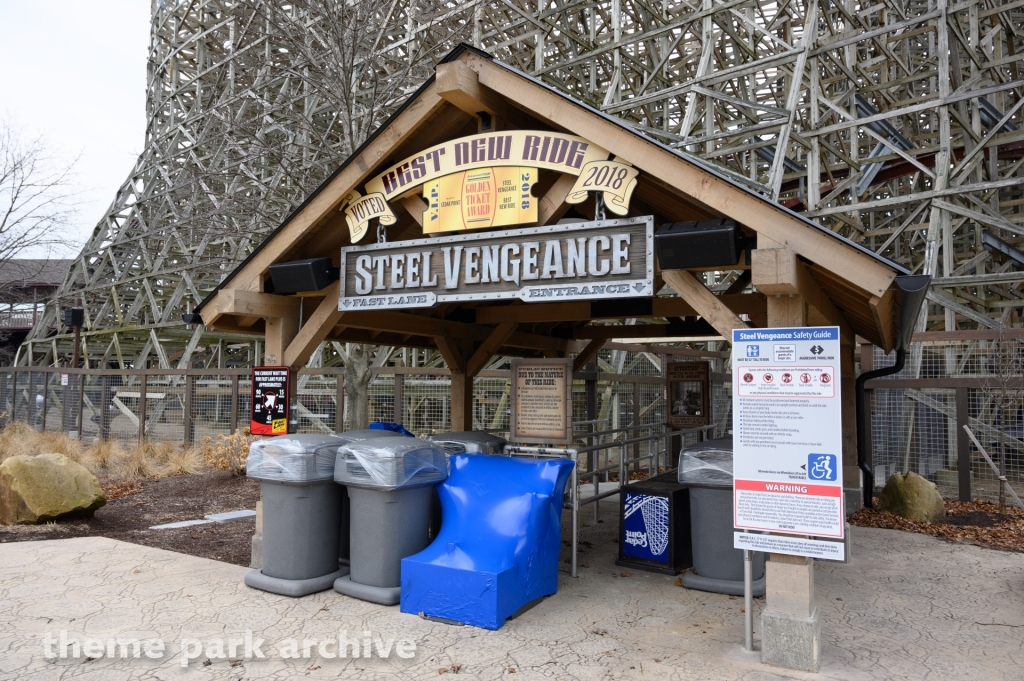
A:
[1,514,1022,680]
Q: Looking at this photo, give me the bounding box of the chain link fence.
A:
[867,336,1024,503]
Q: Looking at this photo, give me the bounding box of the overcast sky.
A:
[0,1,150,257]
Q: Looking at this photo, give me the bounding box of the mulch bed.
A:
[0,471,260,566]
[850,498,1024,553]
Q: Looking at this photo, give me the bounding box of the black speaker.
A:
[655,218,743,270]
[268,257,338,294]
[64,307,84,327]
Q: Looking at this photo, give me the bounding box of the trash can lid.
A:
[247,433,349,482]
[426,431,507,455]
[677,438,734,488]
[335,428,411,445]
[334,437,448,490]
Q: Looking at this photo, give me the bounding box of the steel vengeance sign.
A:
[339,217,654,311]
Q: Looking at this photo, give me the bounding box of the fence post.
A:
[40,372,48,431]
[138,374,148,444]
[230,373,239,434]
[11,369,18,423]
[335,374,344,433]
[99,374,113,440]
[76,372,84,439]
[955,387,971,502]
[394,374,404,427]
[27,371,36,428]
[184,374,195,446]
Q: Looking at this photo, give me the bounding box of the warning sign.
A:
[732,327,844,540]
[251,367,290,436]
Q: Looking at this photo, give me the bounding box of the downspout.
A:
[856,347,905,508]
[856,275,931,508]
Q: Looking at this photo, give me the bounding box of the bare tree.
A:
[0,119,77,269]
[986,330,1024,514]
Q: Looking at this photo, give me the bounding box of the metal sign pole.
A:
[744,536,753,651]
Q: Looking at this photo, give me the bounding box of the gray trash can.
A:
[243,434,350,597]
[331,429,410,566]
[333,437,447,605]
[677,438,766,596]
[426,431,507,455]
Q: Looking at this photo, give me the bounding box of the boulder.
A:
[0,453,106,524]
[878,471,946,522]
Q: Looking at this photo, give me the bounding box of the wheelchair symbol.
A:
[807,454,838,481]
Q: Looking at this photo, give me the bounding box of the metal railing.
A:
[506,421,716,577]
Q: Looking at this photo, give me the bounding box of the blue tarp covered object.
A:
[368,421,416,438]
[400,454,575,629]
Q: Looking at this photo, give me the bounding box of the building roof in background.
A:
[0,260,73,288]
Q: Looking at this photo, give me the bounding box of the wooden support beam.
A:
[661,269,751,339]
[283,282,345,368]
[401,195,427,227]
[466,322,517,377]
[203,289,300,325]
[573,338,605,375]
[265,315,299,366]
[752,248,844,327]
[435,336,466,373]
[537,173,577,226]
[450,371,474,431]
[435,60,530,129]
[473,294,766,325]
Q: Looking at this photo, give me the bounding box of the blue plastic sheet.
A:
[400,454,575,629]
[369,421,415,437]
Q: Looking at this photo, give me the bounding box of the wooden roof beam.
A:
[661,269,751,339]
[752,248,846,328]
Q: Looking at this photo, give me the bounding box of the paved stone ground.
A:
[1,509,1022,681]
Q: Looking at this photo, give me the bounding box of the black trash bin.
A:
[615,471,692,575]
[333,437,447,605]
[677,438,766,596]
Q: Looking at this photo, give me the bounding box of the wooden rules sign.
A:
[338,216,654,311]
[511,358,573,445]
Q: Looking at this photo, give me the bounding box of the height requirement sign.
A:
[731,327,845,560]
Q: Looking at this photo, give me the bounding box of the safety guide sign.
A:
[732,326,844,541]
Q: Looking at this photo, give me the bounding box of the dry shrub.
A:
[0,422,88,466]
[0,422,44,462]
[164,446,204,476]
[201,430,256,476]
[84,439,124,471]
[0,422,217,481]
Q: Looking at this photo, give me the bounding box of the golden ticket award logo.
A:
[423,167,537,233]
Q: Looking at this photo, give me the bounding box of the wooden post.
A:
[335,373,344,433]
[11,369,18,423]
[27,371,35,428]
[230,373,240,434]
[76,372,84,439]
[956,387,971,502]
[184,374,195,446]
[264,316,299,366]
[840,326,860,512]
[394,374,404,427]
[40,372,47,432]
[450,372,473,432]
[138,374,148,444]
[99,375,113,440]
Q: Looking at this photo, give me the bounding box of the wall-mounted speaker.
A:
[655,219,743,270]
[64,307,84,328]
[268,257,338,294]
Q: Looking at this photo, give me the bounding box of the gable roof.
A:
[197,44,909,353]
